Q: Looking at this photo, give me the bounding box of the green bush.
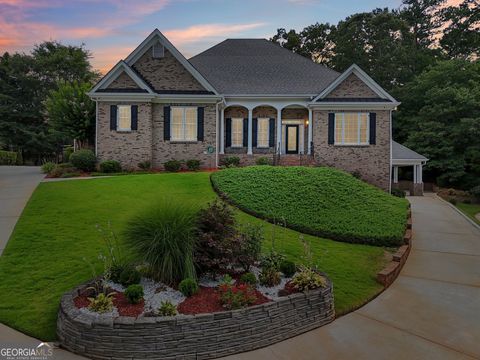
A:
[222,156,240,167]
[99,160,122,173]
[70,149,96,172]
[291,267,327,292]
[119,266,141,286]
[164,160,182,172]
[260,251,285,271]
[186,159,201,171]
[63,146,74,162]
[240,272,257,286]
[41,162,56,174]
[124,284,144,304]
[178,278,199,297]
[157,301,176,316]
[124,201,196,284]
[48,165,77,178]
[0,150,17,165]
[255,157,271,166]
[259,267,281,287]
[211,166,409,246]
[280,260,296,277]
[138,160,151,170]
[469,185,480,200]
[391,188,406,198]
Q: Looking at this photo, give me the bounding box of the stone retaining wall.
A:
[57,280,334,360]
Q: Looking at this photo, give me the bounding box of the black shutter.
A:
[110,105,117,130]
[328,113,335,144]
[197,107,204,141]
[269,118,275,147]
[225,118,232,147]
[369,112,376,145]
[163,106,171,140]
[252,118,258,147]
[243,118,248,147]
[131,105,138,130]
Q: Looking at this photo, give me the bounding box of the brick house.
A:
[88,29,427,194]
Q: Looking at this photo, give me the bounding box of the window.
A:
[117,105,131,131]
[334,113,369,145]
[257,118,269,147]
[231,118,243,147]
[171,107,198,141]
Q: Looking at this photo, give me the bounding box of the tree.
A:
[46,82,95,149]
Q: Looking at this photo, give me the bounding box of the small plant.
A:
[119,266,141,286]
[70,149,96,171]
[99,160,122,173]
[220,274,234,286]
[138,160,152,170]
[259,267,281,287]
[218,283,257,310]
[157,301,177,316]
[240,272,257,286]
[48,165,76,178]
[186,159,201,171]
[164,160,182,172]
[237,223,263,271]
[41,162,56,174]
[88,292,115,313]
[178,278,199,297]
[124,284,144,304]
[260,251,285,271]
[255,157,271,165]
[63,146,74,162]
[280,260,296,277]
[291,266,326,292]
[222,156,240,167]
[391,188,406,198]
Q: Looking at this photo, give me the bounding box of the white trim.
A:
[124,29,218,95]
[219,107,225,154]
[307,109,312,155]
[308,102,400,110]
[90,61,154,94]
[88,93,156,102]
[94,100,98,156]
[312,64,398,103]
[247,109,253,155]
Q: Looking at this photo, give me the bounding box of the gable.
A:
[327,74,378,99]
[106,71,141,90]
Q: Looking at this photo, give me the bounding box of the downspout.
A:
[95,100,99,156]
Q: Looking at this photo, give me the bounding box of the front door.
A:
[285,125,299,154]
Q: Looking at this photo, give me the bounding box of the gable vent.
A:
[152,42,164,58]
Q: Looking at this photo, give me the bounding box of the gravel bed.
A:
[250,266,294,301]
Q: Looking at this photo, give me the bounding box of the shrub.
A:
[164,160,182,172]
[255,157,271,166]
[218,283,257,310]
[448,198,457,205]
[119,266,141,286]
[0,150,17,165]
[291,267,327,292]
[88,293,115,313]
[237,223,263,271]
[280,260,296,277]
[41,162,56,174]
[186,159,201,171]
[63,146,74,162]
[48,165,77,178]
[158,301,176,316]
[124,284,144,304]
[469,185,480,200]
[178,278,199,297]
[259,267,281,287]
[138,160,152,170]
[351,171,362,179]
[240,272,257,286]
[391,188,406,198]
[60,172,81,178]
[70,149,96,172]
[222,156,240,167]
[260,251,285,271]
[195,200,239,272]
[99,160,122,173]
[124,201,196,284]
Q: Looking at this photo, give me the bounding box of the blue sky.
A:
[0,0,403,72]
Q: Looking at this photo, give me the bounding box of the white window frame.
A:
[257,118,270,148]
[170,106,198,142]
[334,112,370,145]
[117,105,132,132]
[231,118,243,148]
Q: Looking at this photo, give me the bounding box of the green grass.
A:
[212,166,409,246]
[456,202,480,225]
[0,172,386,340]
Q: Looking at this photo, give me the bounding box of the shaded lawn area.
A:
[456,202,480,225]
[0,172,386,340]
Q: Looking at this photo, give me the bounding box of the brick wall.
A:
[57,279,334,360]
[106,71,140,90]
[327,74,378,98]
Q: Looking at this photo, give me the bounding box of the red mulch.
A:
[73,291,144,318]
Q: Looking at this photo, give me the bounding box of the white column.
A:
[276,108,282,154]
[307,108,313,155]
[247,108,253,155]
[219,107,225,154]
[413,164,418,184]
[393,166,399,183]
[418,164,423,183]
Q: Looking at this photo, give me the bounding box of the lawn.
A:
[456,202,480,225]
[212,166,409,246]
[0,172,386,340]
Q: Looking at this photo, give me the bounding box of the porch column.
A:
[414,164,423,184]
[413,164,418,183]
[247,108,253,155]
[219,107,225,154]
[393,166,399,184]
[418,164,423,183]
[307,108,313,155]
[276,108,282,154]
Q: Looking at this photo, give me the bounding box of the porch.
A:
[392,141,428,196]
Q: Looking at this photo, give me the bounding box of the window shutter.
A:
[269,118,275,147]
[328,113,335,144]
[131,105,138,130]
[243,118,248,147]
[163,106,171,140]
[369,113,376,145]
[225,118,232,147]
[197,107,204,141]
[252,118,258,147]
[110,105,117,130]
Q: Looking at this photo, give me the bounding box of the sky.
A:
[0,0,459,73]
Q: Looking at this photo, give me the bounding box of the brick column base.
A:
[410,183,424,196]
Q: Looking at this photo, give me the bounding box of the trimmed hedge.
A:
[211,166,409,246]
[0,150,17,165]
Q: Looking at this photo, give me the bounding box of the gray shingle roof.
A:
[392,141,428,160]
[189,39,340,95]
